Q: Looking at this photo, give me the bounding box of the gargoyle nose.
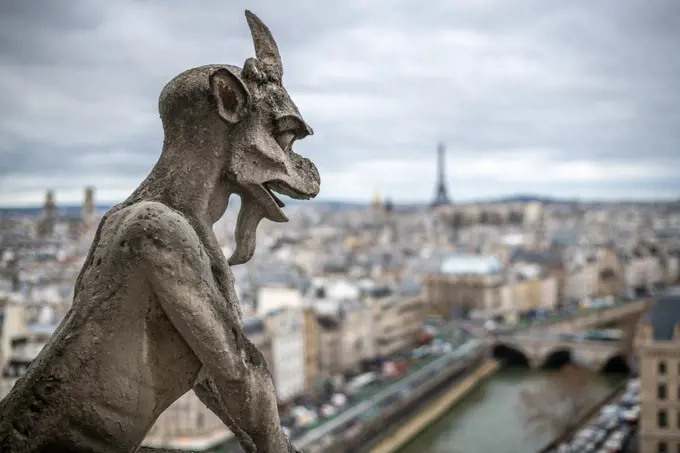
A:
[303,157,320,186]
[303,122,314,137]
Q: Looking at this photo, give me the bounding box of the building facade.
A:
[635,287,680,453]
[371,295,424,358]
[317,300,374,377]
[256,286,303,317]
[265,309,306,403]
[596,246,624,298]
[302,307,320,394]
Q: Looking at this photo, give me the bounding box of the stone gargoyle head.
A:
[157,10,320,266]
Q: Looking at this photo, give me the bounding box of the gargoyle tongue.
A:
[228,197,265,266]
[228,195,266,266]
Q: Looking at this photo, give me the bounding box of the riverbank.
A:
[536,379,628,453]
[369,359,500,453]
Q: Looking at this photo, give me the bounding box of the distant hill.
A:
[489,194,567,204]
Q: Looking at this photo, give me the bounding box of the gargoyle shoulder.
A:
[117,201,202,263]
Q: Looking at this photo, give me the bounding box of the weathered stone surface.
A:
[0,10,318,453]
[138,449,197,453]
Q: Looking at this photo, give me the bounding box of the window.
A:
[659,383,668,400]
[658,441,667,453]
[659,409,668,428]
[659,360,667,375]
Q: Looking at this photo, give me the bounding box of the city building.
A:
[37,190,57,237]
[509,249,566,305]
[82,186,96,230]
[422,254,504,318]
[371,294,424,358]
[265,308,306,404]
[563,251,599,306]
[316,298,374,377]
[622,244,665,297]
[256,286,304,317]
[505,263,558,321]
[0,302,27,370]
[302,307,320,394]
[596,245,624,298]
[635,286,680,453]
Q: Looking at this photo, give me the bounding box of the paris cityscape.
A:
[1,2,679,453]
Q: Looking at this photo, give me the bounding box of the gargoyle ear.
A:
[209,67,251,124]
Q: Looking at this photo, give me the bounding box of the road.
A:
[292,336,481,450]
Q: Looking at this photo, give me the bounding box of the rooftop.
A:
[440,254,503,276]
[645,286,680,341]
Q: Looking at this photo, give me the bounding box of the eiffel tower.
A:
[431,142,452,207]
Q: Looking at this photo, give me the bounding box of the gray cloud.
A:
[1,0,679,205]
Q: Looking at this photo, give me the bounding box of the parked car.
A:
[331,393,347,408]
[621,405,640,426]
[602,429,626,452]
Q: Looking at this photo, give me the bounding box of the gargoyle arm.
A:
[122,202,292,453]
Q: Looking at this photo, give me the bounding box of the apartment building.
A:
[422,254,505,318]
[371,295,424,358]
[563,250,600,305]
[506,263,558,317]
[256,286,303,316]
[509,249,566,306]
[635,286,680,453]
[623,244,665,296]
[265,308,306,404]
[424,254,557,323]
[596,245,624,298]
[317,299,374,377]
[0,303,27,370]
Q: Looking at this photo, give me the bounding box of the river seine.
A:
[396,369,623,453]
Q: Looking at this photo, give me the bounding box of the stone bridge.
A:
[528,298,651,334]
[492,334,627,371]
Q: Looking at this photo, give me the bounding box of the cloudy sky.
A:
[1,0,678,207]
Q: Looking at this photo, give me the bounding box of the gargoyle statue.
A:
[0,10,319,453]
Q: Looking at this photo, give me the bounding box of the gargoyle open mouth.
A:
[230,180,315,266]
[263,183,286,208]
[263,180,314,205]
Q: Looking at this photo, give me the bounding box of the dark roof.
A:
[317,314,342,330]
[646,286,680,341]
[396,278,421,297]
[365,285,393,299]
[510,250,563,267]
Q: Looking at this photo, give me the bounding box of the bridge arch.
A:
[600,353,631,374]
[540,348,573,370]
[492,343,530,367]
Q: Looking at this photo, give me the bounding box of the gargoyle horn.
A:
[245,10,283,79]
